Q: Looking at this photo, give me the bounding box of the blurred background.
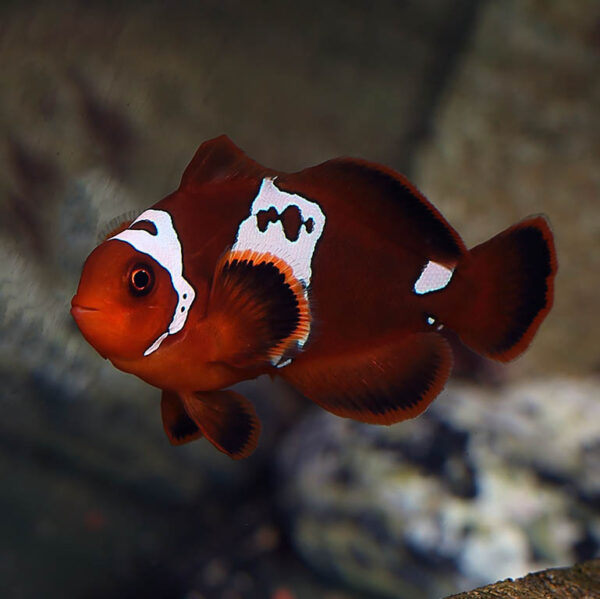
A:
[1,1,599,597]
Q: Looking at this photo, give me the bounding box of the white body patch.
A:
[414,260,455,295]
[110,209,195,356]
[232,178,326,362]
[233,178,326,284]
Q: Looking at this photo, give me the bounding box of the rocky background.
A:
[0,1,598,598]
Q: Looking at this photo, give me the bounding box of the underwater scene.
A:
[1,1,599,597]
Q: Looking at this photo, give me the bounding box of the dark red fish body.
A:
[72,136,557,458]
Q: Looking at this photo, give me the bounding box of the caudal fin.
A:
[450,216,557,362]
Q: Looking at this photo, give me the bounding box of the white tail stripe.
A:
[414,260,454,295]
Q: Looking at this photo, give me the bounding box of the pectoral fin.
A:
[180,389,261,459]
[208,249,310,369]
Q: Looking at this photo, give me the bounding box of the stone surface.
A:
[447,558,600,599]
[277,378,600,599]
[414,0,600,376]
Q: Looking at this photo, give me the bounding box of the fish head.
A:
[71,238,178,360]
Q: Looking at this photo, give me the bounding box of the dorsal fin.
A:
[280,158,467,264]
[179,135,273,190]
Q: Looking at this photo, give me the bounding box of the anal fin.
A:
[283,332,453,424]
[161,390,203,446]
[180,389,261,459]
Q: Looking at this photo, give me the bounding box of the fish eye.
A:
[129,264,154,296]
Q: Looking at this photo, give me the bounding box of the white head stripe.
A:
[232,178,326,363]
[110,209,195,356]
[414,260,454,295]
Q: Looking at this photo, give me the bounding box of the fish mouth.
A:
[71,296,101,317]
[70,299,109,359]
[71,305,99,313]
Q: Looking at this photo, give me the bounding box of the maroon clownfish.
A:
[71,136,557,459]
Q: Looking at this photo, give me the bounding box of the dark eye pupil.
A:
[129,264,154,297]
[133,269,149,289]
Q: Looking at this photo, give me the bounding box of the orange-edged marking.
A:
[211,248,312,368]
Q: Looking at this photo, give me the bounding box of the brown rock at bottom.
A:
[446,558,600,598]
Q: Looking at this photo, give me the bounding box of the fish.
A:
[71,135,557,459]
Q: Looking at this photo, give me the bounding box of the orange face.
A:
[71,240,178,361]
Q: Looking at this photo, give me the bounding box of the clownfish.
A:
[71,136,557,459]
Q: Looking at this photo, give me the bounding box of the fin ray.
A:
[97,210,138,242]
